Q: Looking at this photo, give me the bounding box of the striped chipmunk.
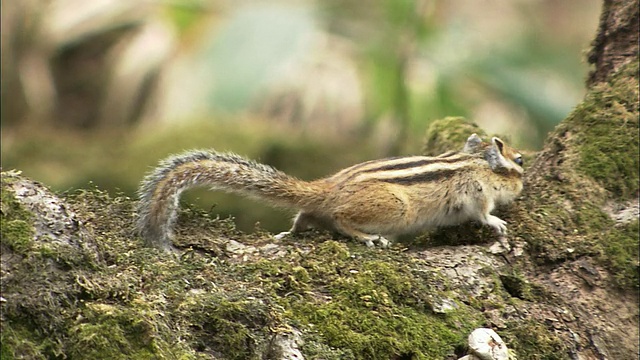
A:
[136,134,524,251]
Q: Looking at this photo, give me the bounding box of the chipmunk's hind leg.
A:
[327,185,406,248]
[274,211,328,240]
[333,220,390,248]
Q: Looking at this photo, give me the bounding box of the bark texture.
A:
[587,0,639,85]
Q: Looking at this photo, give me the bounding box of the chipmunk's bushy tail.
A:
[136,150,324,251]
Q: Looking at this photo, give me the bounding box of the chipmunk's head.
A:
[464,133,524,176]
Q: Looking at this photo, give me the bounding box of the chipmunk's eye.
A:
[514,156,523,166]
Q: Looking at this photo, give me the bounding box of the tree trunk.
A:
[587,0,639,85]
[509,0,639,357]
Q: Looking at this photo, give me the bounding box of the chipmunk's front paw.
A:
[485,215,507,235]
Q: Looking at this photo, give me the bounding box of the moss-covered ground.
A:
[3,168,581,359]
[1,175,485,359]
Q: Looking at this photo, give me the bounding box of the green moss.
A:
[301,339,357,359]
[0,323,50,359]
[599,219,640,289]
[297,302,443,358]
[177,291,277,359]
[244,241,481,359]
[566,202,638,290]
[0,174,35,253]
[422,117,486,156]
[0,218,34,252]
[520,193,638,289]
[499,272,546,302]
[502,321,569,360]
[511,59,638,270]
[67,303,159,359]
[0,181,199,360]
[571,60,639,199]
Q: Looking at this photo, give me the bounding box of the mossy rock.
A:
[422,117,486,156]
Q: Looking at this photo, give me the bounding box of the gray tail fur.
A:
[136,150,324,251]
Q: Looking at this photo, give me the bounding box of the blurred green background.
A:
[1,0,600,233]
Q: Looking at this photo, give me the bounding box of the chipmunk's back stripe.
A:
[330,156,404,178]
[332,154,474,186]
[331,153,471,184]
[438,151,459,158]
[359,155,469,173]
[378,168,460,185]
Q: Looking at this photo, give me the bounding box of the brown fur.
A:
[136,134,524,250]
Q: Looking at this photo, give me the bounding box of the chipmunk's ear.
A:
[463,133,483,153]
[487,136,523,174]
[492,137,505,155]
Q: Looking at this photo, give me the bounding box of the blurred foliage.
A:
[161,1,211,35]
[2,0,598,141]
[319,0,595,151]
[206,5,315,112]
[321,0,433,153]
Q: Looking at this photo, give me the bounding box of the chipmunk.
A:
[136,134,524,251]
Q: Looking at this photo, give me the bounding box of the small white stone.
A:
[511,241,525,257]
[226,239,256,254]
[468,328,509,360]
[260,243,280,253]
[489,241,508,254]
[271,328,305,360]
